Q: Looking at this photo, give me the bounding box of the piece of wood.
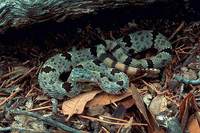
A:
[0,0,171,32]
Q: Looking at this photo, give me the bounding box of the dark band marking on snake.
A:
[38,30,172,99]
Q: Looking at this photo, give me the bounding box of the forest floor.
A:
[0,4,200,133]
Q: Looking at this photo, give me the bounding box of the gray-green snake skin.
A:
[38,30,172,99]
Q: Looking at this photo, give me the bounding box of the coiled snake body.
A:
[38,30,172,99]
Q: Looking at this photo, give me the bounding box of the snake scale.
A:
[38,30,172,99]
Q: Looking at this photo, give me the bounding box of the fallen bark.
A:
[0,0,169,32]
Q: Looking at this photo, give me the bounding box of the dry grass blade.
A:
[79,115,148,126]
[0,86,21,107]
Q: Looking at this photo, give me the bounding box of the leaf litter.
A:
[0,10,200,132]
